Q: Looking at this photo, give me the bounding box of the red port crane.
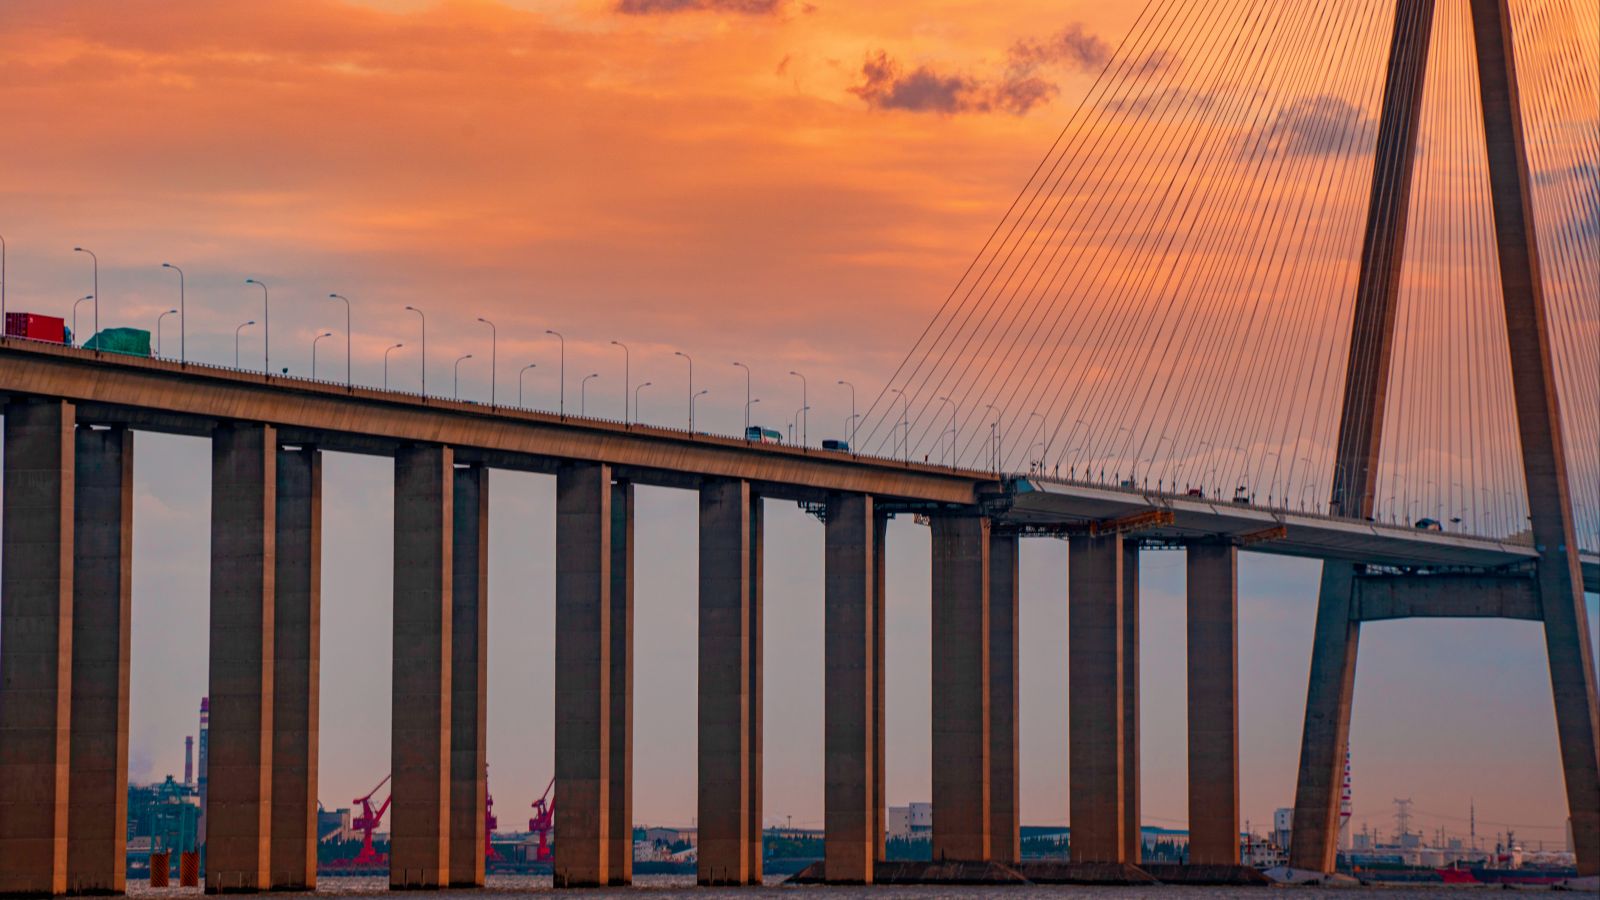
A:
[351,775,392,867]
[528,778,554,863]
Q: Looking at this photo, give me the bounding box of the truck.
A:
[5,312,68,344]
[83,327,152,357]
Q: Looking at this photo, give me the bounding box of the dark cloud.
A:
[1235,94,1376,160]
[1008,23,1111,72]
[850,50,1059,116]
[615,0,787,14]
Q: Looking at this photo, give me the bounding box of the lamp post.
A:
[73,247,98,339]
[733,361,752,435]
[937,396,956,466]
[312,331,334,379]
[891,388,910,463]
[71,295,94,347]
[634,381,653,424]
[454,353,474,400]
[328,294,352,386]
[235,320,255,368]
[674,351,694,430]
[384,343,404,390]
[478,317,497,407]
[691,388,708,433]
[519,363,537,407]
[837,380,855,450]
[155,309,178,356]
[985,404,1001,472]
[789,370,807,446]
[244,278,269,372]
[545,330,565,416]
[611,340,630,423]
[162,263,186,362]
[405,306,426,395]
[581,373,599,416]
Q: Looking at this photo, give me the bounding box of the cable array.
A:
[858,0,1598,551]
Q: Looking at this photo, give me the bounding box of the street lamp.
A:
[937,396,956,466]
[235,320,256,368]
[454,353,474,400]
[71,295,94,346]
[73,247,98,339]
[545,330,565,415]
[634,381,653,424]
[405,306,426,395]
[611,340,630,423]
[155,309,178,356]
[674,351,694,430]
[519,363,537,407]
[384,343,404,390]
[891,388,910,463]
[985,404,1001,472]
[312,331,334,379]
[162,263,186,362]
[690,388,708,433]
[244,278,269,372]
[789,370,807,446]
[837,380,856,450]
[478,317,497,407]
[733,361,752,435]
[328,294,352,386]
[581,372,600,416]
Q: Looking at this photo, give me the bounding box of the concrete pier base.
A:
[743,495,764,883]
[871,512,887,864]
[0,400,75,898]
[930,516,990,863]
[553,463,611,887]
[1121,541,1140,864]
[207,424,277,893]
[989,528,1019,865]
[67,425,133,896]
[606,481,634,887]
[448,465,487,888]
[1187,541,1240,865]
[269,446,320,891]
[823,493,877,884]
[697,480,755,886]
[390,444,454,890]
[1068,533,1126,864]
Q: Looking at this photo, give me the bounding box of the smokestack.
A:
[184,736,194,785]
[198,697,210,849]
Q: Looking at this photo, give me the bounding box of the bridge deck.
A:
[1,340,1593,590]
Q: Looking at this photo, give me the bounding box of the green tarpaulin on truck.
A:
[83,327,151,357]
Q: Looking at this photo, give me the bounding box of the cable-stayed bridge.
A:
[0,0,1594,893]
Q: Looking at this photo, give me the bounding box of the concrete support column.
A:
[697,480,752,885]
[67,425,133,895]
[606,481,634,886]
[871,512,888,863]
[269,445,320,891]
[449,465,488,888]
[0,400,75,897]
[1068,533,1125,864]
[553,463,610,887]
[1122,541,1140,863]
[1186,541,1240,865]
[988,529,1020,865]
[391,444,453,889]
[207,423,277,893]
[1289,563,1360,872]
[824,493,876,884]
[931,516,990,862]
[744,496,764,882]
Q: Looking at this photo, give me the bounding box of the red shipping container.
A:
[5,312,67,344]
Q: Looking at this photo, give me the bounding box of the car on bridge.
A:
[745,426,782,444]
[1414,517,1443,531]
[822,439,849,452]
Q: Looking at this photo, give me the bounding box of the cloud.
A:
[850,50,1058,116]
[615,0,788,13]
[1103,86,1218,116]
[1235,94,1376,160]
[1007,23,1111,73]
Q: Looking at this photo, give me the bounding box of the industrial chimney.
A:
[184,735,194,785]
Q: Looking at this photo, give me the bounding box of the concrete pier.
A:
[607,481,634,886]
[207,424,277,892]
[1068,533,1125,864]
[0,400,75,897]
[697,480,754,885]
[553,463,611,887]
[269,445,321,891]
[1122,542,1140,864]
[930,516,991,863]
[1186,541,1240,865]
[824,493,877,883]
[449,465,487,888]
[989,529,1020,865]
[872,512,888,864]
[67,425,133,895]
[391,444,454,889]
[744,496,764,882]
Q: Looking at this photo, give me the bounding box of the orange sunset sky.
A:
[3,0,1596,846]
